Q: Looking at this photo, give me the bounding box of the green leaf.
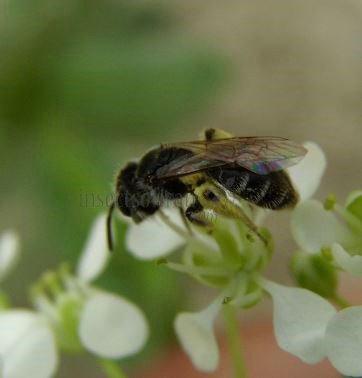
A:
[53,39,227,139]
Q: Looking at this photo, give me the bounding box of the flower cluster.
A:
[1,138,361,377]
[0,215,148,378]
[289,190,362,376]
[120,138,362,376]
[120,141,362,377]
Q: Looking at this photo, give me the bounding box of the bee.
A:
[107,128,307,250]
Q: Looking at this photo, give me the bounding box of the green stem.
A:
[335,204,362,233]
[97,359,128,378]
[223,304,247,378]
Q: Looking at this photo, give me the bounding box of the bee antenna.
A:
[107,201,116,251]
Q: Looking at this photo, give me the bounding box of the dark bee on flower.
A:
[107,128,307,249]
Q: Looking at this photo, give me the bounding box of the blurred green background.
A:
[1,0,361,377]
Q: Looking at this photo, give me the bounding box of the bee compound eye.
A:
[117,192,132,216]
[203,189,219,202]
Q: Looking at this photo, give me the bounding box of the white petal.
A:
[0,231,20,281]
[287,142,326,201]
[174,298,221,372]
[264,281,336,364]
[79,290,148,358]
[77,214,110,283]
[0,311,57,378]
[291,200,351,253]
[325,306,362,377]
[331,243,362,276]
[126,208,185,260]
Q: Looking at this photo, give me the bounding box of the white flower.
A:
[76,214,110,282]
[264,280,362,377]
[0,231,20,282]
[66,214,148,358]
[126,208,186,259]
[263,280,336,364]
[286,189,362,376]
[324,306,362,377]
[116,140,328,373]
[287,142,326,202]
[291,200,351,253]
[79,290,148,359]
[174,297,222,372]
[0,214,148,378]
[0,311,57,378]
[291,193,362,275]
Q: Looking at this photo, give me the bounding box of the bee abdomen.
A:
[208,167,298,210]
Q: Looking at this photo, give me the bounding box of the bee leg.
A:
[185,201,213,229]
[195,183,268,245]
[231,204,268,245]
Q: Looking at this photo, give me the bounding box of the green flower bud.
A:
[290,252,338,299]
[212,221,242,266]
[324,194,337,210]
[239,282,263,309]
[345,190,362,221]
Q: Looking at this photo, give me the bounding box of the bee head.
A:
[107,162,159,251]
[116,161,159,222]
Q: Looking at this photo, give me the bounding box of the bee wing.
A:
[156,136,307,178]
[155,153,226,179]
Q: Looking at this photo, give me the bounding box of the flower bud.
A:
[290,252,337,299]
[345,190,362,221]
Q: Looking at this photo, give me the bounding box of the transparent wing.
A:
[156,136,307,178]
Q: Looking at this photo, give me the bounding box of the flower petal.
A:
[174,298,221,372]
[77,214,109,283]
[264,281,336,364]
[331,243,362,276]
[291,200,351,253]
[287,142,326,201]
[79,290,148,359]
[0,231,20,282]
[126,208,185,260]
[0,311,57,378]
[325,306,362,377]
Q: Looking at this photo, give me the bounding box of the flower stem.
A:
[223,304,247,378]
[98,359,127,378]
[335,204,362,233]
